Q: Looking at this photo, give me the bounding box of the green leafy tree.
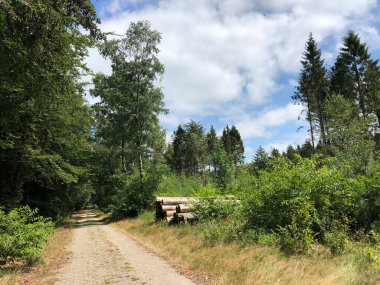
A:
[93,21,166,189]
[0,0,100,215]
[324,94,375,174]
[213,141,234,190]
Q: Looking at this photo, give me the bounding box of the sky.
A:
[86,0,380,161]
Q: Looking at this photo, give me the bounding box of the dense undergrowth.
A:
[155,155,380,261]
[0,206,54,266]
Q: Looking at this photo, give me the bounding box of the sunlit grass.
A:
[114,211,380,285]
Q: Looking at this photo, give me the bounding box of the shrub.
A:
[192,185,241,221]
[242,155,357,254]
[324,229,347,254]
[156,174,204,197]
[278,223,314,254]
[0,206,54,265]
[109,172,155,219]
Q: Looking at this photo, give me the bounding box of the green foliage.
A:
[293,33,329,147]
[0,206,54,265]
[93,21,166,181]
[212,142,235,190]
[193,196,240,221]
[109,172,155,219]
[242,155,358,254]
[156,174,204,197]
[221,125,245,168]
[91,21,167,217]
[324,228,347,255]
[199,220,242,245]
[0,0,99,216]
[277,223,314,254]
[324,94,375,175]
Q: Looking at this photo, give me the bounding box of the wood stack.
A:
[155,197,198,224]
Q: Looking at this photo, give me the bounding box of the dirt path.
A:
[54,210,195,285]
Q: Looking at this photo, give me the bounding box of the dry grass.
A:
[0,226,73,285]
[113,213,379,285]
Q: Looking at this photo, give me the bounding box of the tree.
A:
[0,0,100,215]
[213,141,234,190]
[183,121,207,175]
[93,21,166,189]
[221,125,245,167]
[324,94,375,174]
[293,33,329,146]
[171,125,186,173]
[253,146,269,171]
[330,31,380,118]
[270,148,281,158]
[286,145,296,161]
[299,140,314,158]
[206,125,219,171]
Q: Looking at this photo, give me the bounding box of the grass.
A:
[113,211,380,285]
[0,226,73,285]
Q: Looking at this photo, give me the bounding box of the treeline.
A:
[166,122,244,187]
[0,1,170,220]
[292,32,379,175]
[0,0,102,265]
[0,0,101,218]
[177,32,380,258]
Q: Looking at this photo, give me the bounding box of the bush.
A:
[191,184,240,219]
[278,223,314,254]
[0,206,54,265]
[324,229,347,254]
[242,155,357,254]
[156,174,205,197]
[109,172,155,219]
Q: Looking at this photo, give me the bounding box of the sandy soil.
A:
[54,210,194,285]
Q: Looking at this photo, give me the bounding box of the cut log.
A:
[162,205,177,211]
[176,213,194,219]
[157,197,198,205]
[165,210,176,217]
[176,204,192,213]
[173,212,196,224]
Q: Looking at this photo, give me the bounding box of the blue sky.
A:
[86,0,380,161]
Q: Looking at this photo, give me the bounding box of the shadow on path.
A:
[69,209,108,228]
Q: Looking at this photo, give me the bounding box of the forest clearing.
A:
[2,1,380,284]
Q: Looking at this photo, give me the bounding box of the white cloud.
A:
[236,103,303,138]
[87,0,378,139]
[263,132,309,153]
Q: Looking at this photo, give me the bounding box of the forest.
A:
[2,0,380,274]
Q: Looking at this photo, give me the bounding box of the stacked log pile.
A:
[155,197,198,224]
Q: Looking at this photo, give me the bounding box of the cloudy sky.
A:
[87,0,380,160]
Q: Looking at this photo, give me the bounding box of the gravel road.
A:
[54,210,195,285]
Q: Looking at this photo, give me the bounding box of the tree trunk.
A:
[121,134,127,173]
[353,58,366,116]
[306,99,315,148]
[139,153,144,179]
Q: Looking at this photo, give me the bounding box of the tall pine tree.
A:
[293,33,329,146]
[330,31,380,119]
